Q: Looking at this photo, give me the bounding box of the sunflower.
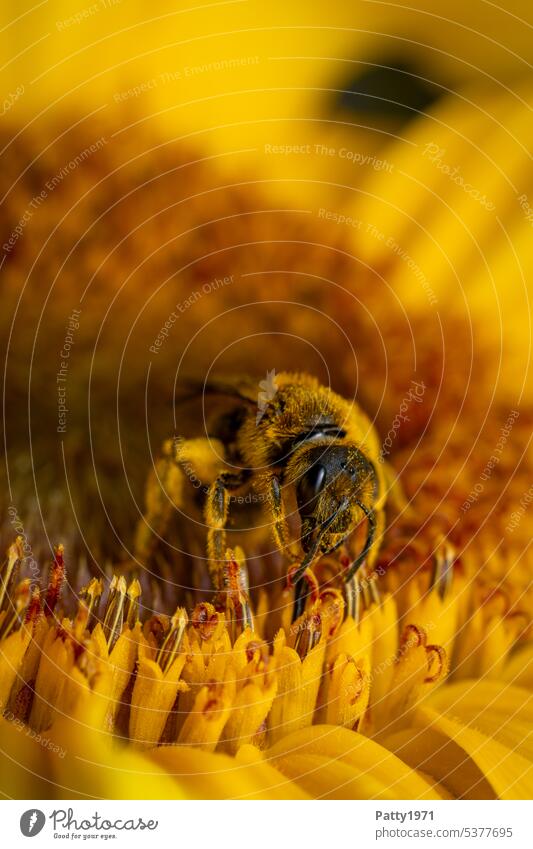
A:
[1,495,531,801]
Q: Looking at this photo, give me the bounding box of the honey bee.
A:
[135,372,392,620]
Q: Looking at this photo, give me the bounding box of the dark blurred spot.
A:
[336,60,443,126]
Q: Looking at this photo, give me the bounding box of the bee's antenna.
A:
[343,502,376,584]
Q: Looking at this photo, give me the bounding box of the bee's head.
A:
[293,443,377,557]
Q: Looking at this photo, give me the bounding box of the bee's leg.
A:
[268,475,306,619]
[134,438,185,565]
[134,436,226,566]
[269,475,299,562]
[205,471,248,589]
[292,578,309,622]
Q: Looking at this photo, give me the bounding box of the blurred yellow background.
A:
[3,0,531,329]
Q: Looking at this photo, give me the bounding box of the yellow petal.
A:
[268,630,325,743]
[0,626,32,711]
[8,617,50,717]
[452,608,518,680]
[415,705,533,800]
[147,741,308,799]
[427,679,533,761]
[92,622,141,729]
[267,724,441,799]
[384,725,496,800]
[365,594,399,710]
[220,679,277,755]
[403,583,458,658]
[45,717,186,799]
[375,625,446,735]
[323,654,370,729]
[129,655,187,748]
[0,715,55,799]
[177,680,234,751]
[268,638,303,744]
[29,628,71,732]
[500,643,533,689]
[326,614,373,667]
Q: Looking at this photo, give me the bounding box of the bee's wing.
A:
[173,375,260,406]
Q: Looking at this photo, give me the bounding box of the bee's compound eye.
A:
[297,463,326,512]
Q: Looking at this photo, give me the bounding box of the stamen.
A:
[346,664,365,705]
[143,614,169,644]
[293,611,322,659]
[202,681,225,715]
[155,607,188,672]
[244,639,270,669]
[480,586,509,617]
[368,570,381,605]
[102,575,127,649]
[221,549,254,639]
[0,537,24,612]
[43,544,66,618]
[0,578,31,639]
[24,588,42,625]
[79,577,103,627]
[319,588,344,637]
[430,542,455,600]
[73,601,90,640]
[233,546,250,593]
[400,623,427,651]
[191,602,219,641]
[125,578,142,628]
[424,644,448,683]
[359,566,371,608]
[345,574,361,623]
[245,640,263,664]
